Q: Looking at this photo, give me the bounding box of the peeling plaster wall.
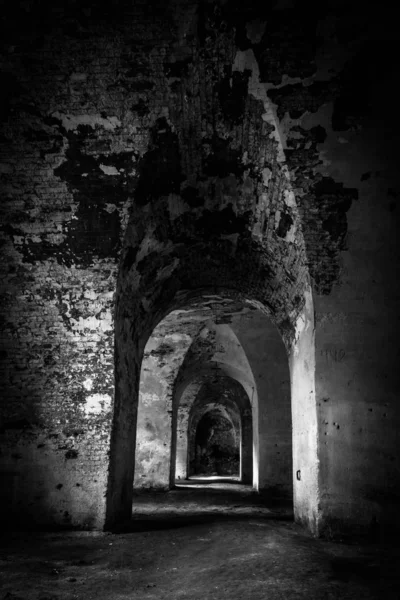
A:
[289,288,319,533]
[0,0,398,536]
[0,0,313,529]
[264,8,400,534]
[309,73,400,533]
[107,1,314,529]
[0,3,159,527]
[134,316,195,489]
[0,259,115,528]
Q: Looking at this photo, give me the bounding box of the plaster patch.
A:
[135,230,165,265]
[99,164,120,176]
[83,289,97,300]
[84,393,111,415]
[293,287,314,353]
[140,392,163,407]
[166,333,192,344]
[104,203,119,213]
[99,310,113,332]
[262,167,272,186]
[285,224,296,243]
[71,311,113,333]
[52,112,121,131]
[83,378,93,391]
[233,49,285,163]
[284,189,296,208]
[45,232,66,245]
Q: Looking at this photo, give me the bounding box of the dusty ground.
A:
[131,478,293,520]
[1,482,399,600]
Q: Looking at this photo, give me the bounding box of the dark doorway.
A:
[192,409,240,477]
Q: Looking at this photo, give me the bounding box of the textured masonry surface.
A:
[0,0,399,534]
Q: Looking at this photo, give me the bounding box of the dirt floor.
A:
[1,481,399,600]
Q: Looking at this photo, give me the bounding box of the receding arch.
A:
[134,316,257,490]
[106,282,318,534]
[189,404,240,478]
[103,2,322,533]
[133,313,196,490]
[174,373,253,484]
[170,311,293,495]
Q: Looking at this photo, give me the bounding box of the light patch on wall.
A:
[165,332,192,344]
[71,311,113,333]
[292,287,314,354]
[83,378,93,391]
[285,227,296,243]
[83,288,97,300]
[103,203,119,214]
[9,217,68,244]
[52,112,121,131]
[84,393,111,415]
[233,49,285,163]
[140,392,163,407]
[262,167,272,186]
[99,164,120,176]
[45,232,66,245]
[284,189,296,208]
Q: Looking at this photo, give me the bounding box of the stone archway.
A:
[107,286,318,533]
[105,5,320,532]
[188,402,241,477]
[175,373,253,484]
[190,404,240,478]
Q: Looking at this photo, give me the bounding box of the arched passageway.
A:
[133,301,294,496]
[174,372,253,484]
[106,8,319,532]
[109,287,317,532]
[1,0,399,555]
[191,406,240,477]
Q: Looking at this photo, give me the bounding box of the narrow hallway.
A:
[131,476,293,522]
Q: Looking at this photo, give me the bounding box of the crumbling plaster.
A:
[0,0,398,536]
